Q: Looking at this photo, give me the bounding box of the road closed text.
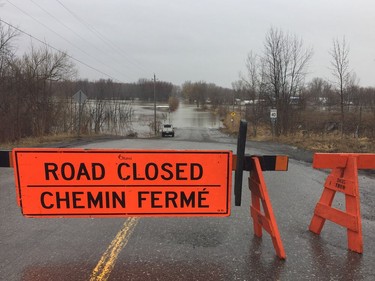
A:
[44,161,204,181]
[13,149,232,217]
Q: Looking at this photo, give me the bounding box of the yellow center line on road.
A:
[89,217,139,281]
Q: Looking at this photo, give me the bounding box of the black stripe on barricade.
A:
[243,155,288,171]
[0,150,11,167]
[234,120,248,207]
[259,155,277,171]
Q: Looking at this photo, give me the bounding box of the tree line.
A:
[235,27,375,139]
[1,21,375,143]
[0,22,181,142]
[181,81,234,109]
[59,78,176,102]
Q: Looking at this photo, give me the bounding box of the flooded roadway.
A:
[1,103,375,280]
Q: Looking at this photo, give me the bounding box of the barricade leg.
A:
[251,186,263,237]
[344,157,362,253]
[249,157,286,259]
[309,168,340,234]
[309,156,363,253]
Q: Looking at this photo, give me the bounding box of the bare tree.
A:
[20,46,76,136]
[262,27,313,135]
[241,28,312,136]
[237,52,266,136]
[0,22,19,142]
[0,22,18,75]
[330,37,351,135]
[305,77,336,108]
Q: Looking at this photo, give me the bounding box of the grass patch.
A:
[0,133,107,149]
[222,111,374,153]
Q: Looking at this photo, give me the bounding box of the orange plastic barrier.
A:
[309,153,375,253]
[249,157,286,259]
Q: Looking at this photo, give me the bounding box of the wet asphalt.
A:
[1,127,375,281]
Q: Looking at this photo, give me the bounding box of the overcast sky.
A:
[1,0,374,88]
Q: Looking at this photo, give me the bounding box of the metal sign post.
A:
[72,90,87,137]
[270,109,277,139]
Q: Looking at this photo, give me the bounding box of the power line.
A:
[28,0,93,49]
[6,0,91,60]
[55,0,149,74]
[0,18,120,82]
[28,0,135,80]
[6,0,128,81]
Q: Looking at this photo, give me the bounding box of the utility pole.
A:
[153,74,157,136]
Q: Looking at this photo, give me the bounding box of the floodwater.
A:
[129,101,222,137]
[170,103,222,129]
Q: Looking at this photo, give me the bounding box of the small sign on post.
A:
[72,90,87,137]
[270,108,277,138]
[13,149,232,218]
[270,109,277,120]
[72,90,87,104]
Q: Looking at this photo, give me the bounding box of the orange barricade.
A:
[309,153,375,253]
[249,157,286,259]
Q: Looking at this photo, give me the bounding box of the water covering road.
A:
[1,103,375,280]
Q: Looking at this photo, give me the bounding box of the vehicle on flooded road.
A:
[161,124,175,137]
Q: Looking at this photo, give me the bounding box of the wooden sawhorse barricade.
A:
[233,121,288,259]
[309,153,375,253]
[238,155,288,259]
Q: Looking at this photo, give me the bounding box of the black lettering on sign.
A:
[138,191,148,207]
[165,191,178,207]
[111,192,126,208]
[137,191,210,209]
[145,163,158,180]
[117,163,130,180]
[198,191,209,208]
[44,162,106,181]
[117,162,204,181]
[191,163,203,180]
[44,163,58,180]
[76,164,90,180]
[176,163,188,180]
[41,191,54,209]
[92,163,105,180]
[72,192,85,208]
[181,191,195,207]
[88,192,103,208]
[151,191,163,208]
[61,163,74,180]
[132,163,144,180]
[40,191,126,209]
[56,191,70,208]
[161,163,173,180]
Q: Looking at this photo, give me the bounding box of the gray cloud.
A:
[1,0,374,87]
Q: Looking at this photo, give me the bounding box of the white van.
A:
[161,124,174,137]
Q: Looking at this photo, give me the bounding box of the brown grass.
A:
[222,111,374,153]
[0,133,103,149]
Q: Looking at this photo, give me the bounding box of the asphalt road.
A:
[1,127,375,281]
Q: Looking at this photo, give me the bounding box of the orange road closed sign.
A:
[13,149,232,218]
